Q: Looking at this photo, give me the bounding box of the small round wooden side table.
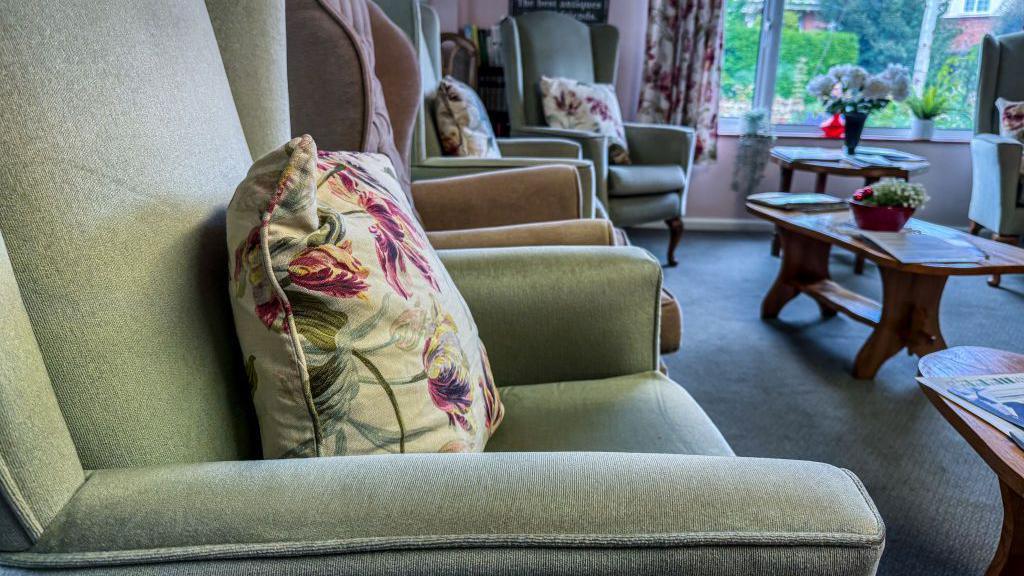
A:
[769,151,931,274]
[919,346,1024,576]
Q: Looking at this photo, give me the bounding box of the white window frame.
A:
[718,0,973,142]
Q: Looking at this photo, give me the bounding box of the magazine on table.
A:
[772,147,846,163]
[918,374,1024,440]
[747,192,847,212]
[844,154,897,168]
[858,230,986,264]
[853,146,925,162]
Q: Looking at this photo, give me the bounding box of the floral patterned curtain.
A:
[637,0,725,162]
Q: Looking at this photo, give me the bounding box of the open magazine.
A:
[859,230,986,264]
[918,373,1024,438]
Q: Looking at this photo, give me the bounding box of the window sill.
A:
[718,121,972,144]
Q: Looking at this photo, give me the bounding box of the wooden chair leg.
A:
[968,220,983,235]
[989,235,1020,287]
[666,216,683,267]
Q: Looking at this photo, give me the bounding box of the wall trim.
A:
[636,217,774,233]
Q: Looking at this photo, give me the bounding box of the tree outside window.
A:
[719,0,1024,132]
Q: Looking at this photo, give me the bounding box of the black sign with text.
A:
[509,0,609,24]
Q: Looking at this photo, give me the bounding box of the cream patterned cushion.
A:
[434,76,501,158]
[540,75,631,165]
[228,135,503,458]
[995,98,1024,177]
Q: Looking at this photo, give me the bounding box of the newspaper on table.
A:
[917,373,1024,437]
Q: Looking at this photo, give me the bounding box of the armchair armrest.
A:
[624,123,697,174]
[496,137,582,159]
[969,134,1024,232]
[513,126,611,205]
[413,157,597,218]
[412,165,580,231]
[439,246,660,385]
[17,454,882,575]
[426,219,615,250]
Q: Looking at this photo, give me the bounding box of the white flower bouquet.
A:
[807,64,910,116]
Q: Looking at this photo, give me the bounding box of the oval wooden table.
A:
[919,347,1024,576]
[769,148,931,273]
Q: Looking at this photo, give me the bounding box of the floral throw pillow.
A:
[996,98,1024,176]
[434,76,501,158]
[228,135,503,458]
[540,76,631,165]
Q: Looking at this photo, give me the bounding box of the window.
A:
[964,0,992,14]
[720,0,1024,134]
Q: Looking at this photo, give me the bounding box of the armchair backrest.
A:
[976,31,1024,135]
[0,0,263,479]
[501,11,619,131]
[287,0,419,193]
[375,0,446,163]
[208,0,291,159]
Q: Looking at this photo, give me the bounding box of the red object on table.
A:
[820,114,845,139]
[849,200,915,231]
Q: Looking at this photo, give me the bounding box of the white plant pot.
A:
[910,118,935,140]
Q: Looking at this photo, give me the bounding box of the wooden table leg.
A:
[771,168,795,257]
[989,235,1020,288]
[853,268,948,379]
[815,172,828,193]
[988,481,1024,576]
[780,167,794,192]
[761,228,832,319]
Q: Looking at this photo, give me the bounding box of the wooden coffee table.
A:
[919,347,1024,576]
[769,148,930,273]
[748,203,1024,378]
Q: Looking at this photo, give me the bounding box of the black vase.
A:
[843,112,867,155]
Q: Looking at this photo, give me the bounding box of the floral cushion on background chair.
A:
[540,75,631,165]
[996,97,1024,177]
[228,135,503,459]
[434,75,502,158]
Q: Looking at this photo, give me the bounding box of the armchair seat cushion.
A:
[486,371,733,456]
[608,165,686,197]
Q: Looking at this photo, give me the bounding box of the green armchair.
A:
[969,31,1024,287]
[371,0,599,217]
[0,1,883,574]
[500,10,696,265]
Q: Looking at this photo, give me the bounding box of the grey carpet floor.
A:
[628,228,1024,576]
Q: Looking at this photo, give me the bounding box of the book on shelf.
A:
[747,192,847,212]
[918,373,1024,439]
[858,230,985,264]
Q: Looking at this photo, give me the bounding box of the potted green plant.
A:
[807,64,910,154]
[849,178,929,231]
[906,86,948,140]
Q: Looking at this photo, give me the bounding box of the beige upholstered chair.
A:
[968,31,1024,287]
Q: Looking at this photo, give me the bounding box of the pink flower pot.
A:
[849,200,915,232]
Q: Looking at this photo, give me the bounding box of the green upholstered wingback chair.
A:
[373,0,599,217]
[500,10,697,266]
[968,31,1024,287]
[0,1,883,573]
[969,32,1024,278]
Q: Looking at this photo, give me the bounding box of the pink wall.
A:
[426,0,649,121]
